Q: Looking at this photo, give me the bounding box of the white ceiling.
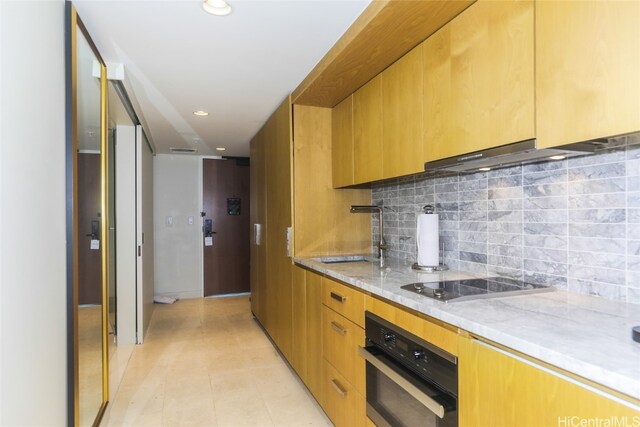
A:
[73,0,370,157]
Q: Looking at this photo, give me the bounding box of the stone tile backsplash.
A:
[371,134,640,303]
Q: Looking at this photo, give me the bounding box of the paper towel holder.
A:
[412,206,449,272]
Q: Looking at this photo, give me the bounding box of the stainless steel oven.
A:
[359,312,458,427]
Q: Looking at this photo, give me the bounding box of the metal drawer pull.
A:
[331,379,347,397]
[358,346,445,419]
[330,321,347,335]
[330,291,346,303]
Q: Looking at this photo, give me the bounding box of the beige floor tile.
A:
[102,296,331,427]
[105,382,165,427]
[163,375,216,426]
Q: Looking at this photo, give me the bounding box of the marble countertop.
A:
[294,255,640,401]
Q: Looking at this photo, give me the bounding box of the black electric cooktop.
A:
[401,277,553,303]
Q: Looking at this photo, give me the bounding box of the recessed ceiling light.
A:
[193,110,209,116]
[216,147,226,151]
[202,0,232,16]
[479,167,491,172]
[549,155,566,160]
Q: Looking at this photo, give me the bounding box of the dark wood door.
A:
[78,153,102,305]
[203,158,250,296]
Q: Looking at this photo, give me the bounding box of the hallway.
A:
[103,296,331,426]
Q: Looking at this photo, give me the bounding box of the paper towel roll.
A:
[417,213,439,267]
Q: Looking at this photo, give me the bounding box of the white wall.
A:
[154,154,202,299]
[0,1,67,424]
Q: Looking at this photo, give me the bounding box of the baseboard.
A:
[154,289,202,300]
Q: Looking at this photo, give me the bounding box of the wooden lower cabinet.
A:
[291,266,307,378]
[322,305,366,395]
[322,276,365,328]
[459,337,640,426]
[306,271,324,406]
[323,360,366,427]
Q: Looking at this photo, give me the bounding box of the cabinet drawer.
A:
[322,277,365,327]
[322,305,365,394]
[323,360,366,427]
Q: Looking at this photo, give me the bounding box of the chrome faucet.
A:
[350,205,387,266]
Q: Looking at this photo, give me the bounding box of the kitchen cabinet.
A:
[322,277,366,427]
[331,95,354,188]
[306,271,324,405]
[459,337,640,426]
[291,266,307,378]
[292,104,371,256]
[353,74,383,184]
[536,0,640,149]
[382,44,424,178]
[249,129,266,323]
[423,0,534,162]
[323,360,366,427]
[249,97,293,358]
[322,305,366,395]
[266,98,293,361]
[291,267,325,406]
[322,276,365,328]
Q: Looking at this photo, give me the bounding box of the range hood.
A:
[424,139,604,173]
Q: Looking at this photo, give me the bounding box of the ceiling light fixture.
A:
[202,0,232,16]
[193,110,209,116]
[479,167,491,172]
[549,155,566,160]
[216,147,226,151]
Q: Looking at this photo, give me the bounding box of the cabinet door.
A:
[459,337,640,426]
[291,266,307,379]
[306,271,324,406]
[332,95,354,188]
[536,0,640,148]
[265,97,293,358]
[423,0,534,161]
[382,45,424,178]
[353,74,383,184]
[249,132,266,321]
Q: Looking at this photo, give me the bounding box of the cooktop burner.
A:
[401,277,553,303]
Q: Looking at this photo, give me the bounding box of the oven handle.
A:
[358,346,446,419]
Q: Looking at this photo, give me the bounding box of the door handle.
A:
[330,321,347,335]
[203,219,217,237]
[358,346,446,418]
[330,379,347,398]
[86,220,100,239]
[330,292,346,303]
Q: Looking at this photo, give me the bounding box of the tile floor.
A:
[102,296,331,427]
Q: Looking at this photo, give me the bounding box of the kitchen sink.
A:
[315,255,368,264]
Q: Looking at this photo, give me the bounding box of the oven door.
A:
[358,346,457,427]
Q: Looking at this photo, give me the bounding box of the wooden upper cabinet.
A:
[353,74,383,184]
[536,0,640,149]
[382,45,425,178]
[423,0,535,162]
[331,96,354,188]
